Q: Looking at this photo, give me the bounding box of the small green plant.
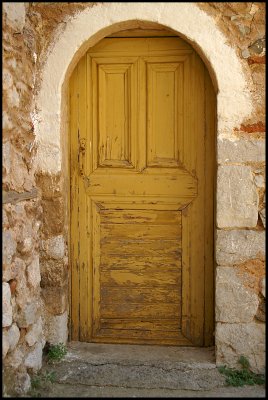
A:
[47,343,67,362]
[29,370,56,397]
[218,356,265,387]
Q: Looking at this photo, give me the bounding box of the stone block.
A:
[42,286,68,314]
[4,148,34,193]
[3,368,31,396]
[3,3,26,31]
[3,141,11,174]
[216,230,265,266]
[44,311,68,345]
[2,209,9,228]
[40,259,68,287]
[217,166,258,228]
[3,230,17,266]
[27,256,41,288]
[2,111,13,130]
[42,235,65,259]
[5,347,24,369]
[15,303,39,328]
[15,271,32,308]
[36,172,63,199]
[14,373,31,395]
[25,342,43,372]
[3,330,10,358]
[8,323,20,351]
[42,197,64,236]
[3,257,26,282]
[254,174,265,188]
[216,322,265,374]
[218,138,265,163]
[3,283,12,327]
[25,317,43,347]
[215,267,259,323]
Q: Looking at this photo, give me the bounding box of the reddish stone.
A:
[248,55,266,65]
[238,121,265,133]
[9,279,17,295]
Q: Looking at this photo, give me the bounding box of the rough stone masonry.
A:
[2,2,265,396]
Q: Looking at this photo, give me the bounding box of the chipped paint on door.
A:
[70,32,215,346]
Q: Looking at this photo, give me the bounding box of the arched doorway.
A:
[69,27,216,346]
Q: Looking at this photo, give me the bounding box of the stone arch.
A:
[34,2,254,355]
[34,2,252,174]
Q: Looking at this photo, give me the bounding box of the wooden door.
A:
[70,32,215,346]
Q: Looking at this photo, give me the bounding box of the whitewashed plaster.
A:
[34,2,253,174]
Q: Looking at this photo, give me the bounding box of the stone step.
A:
[46,342,226,391]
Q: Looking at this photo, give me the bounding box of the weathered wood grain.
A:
[70,32,215,345]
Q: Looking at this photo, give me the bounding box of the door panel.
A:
[70,35,215,346]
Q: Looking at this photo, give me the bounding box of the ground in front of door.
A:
[26,342,265,398]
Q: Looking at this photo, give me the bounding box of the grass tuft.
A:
[47,343,67,362]
[218,356,265,387]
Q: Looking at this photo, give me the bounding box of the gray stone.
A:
[25,317,42,347]
[217,166,258,228]
[8,323,20,351]
[42,235,65,259]
[27,255,41,288]
[215,267,259,323]
[3,3,26,31]
[5,347,24,369]
[216,322,265,374]
[241,48,250,58]
[259,208,265,228]
[3,141,11,175]
[2,209,9,228]
[3,230,17,265]
[3,330,10,358]
[44,311,68,345]
[3,257,25,282]
[31,381,266,398]
[19,237,33,255]
[238,24,250,36]
[254,174,265,188]
[16,302,39,328]
[7,85,20,108]
[27,342,266,397]
[249,38,266,55]
[14,372,31,395]
[47,344,224,391]
[3,283,12,327]
[218,139,265,163]
[216,230,265,266]
[2,69,13,90]
[25,342,43,372]
[3,111,13,130]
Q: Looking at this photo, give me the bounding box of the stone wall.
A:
[200,3,266,374]
[2,2,265,396]
[3,3,44,395]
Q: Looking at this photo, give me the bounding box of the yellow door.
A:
[70,32,215,346]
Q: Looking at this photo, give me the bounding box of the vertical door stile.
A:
[70,65,80,341]
[77,55,89,341]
